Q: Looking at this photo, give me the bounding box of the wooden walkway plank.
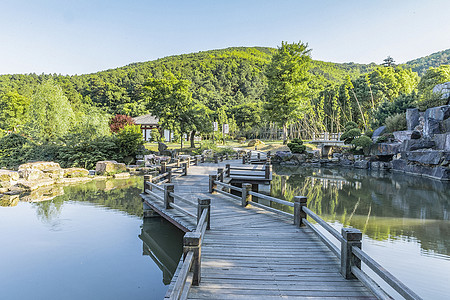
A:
[144,160,376,299]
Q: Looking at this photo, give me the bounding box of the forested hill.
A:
[0,47,375,116]
[404,48,450,76]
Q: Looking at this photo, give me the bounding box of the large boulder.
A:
[354,160,369,169]
[401,138,435,152]
[433,133,450,151]
[370,143,401,156]
[158,142,168,153]
[247,139,264,147]
[0,170,19,188]
[405,150,445,165]
[393,131,413,143]
[95,161,126,175]
[273,151,293,163]
[392,159,450,181]
[63,168,89,178]
[423,105,450,137]
[372,126,387,142]
[18,161,62,181]
[432,82,450,100]
[406,108,420,131]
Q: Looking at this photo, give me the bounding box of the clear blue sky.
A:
[1,0,449,75]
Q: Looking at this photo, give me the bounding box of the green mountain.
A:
[404,48,450,75]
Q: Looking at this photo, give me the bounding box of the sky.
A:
[1,0,449,75]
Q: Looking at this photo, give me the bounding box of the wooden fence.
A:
[209,168,423,300]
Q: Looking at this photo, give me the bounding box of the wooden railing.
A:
[311,132,343,141]
[218,163,271,180]
[209,168,423,300]
[241,151,272,164]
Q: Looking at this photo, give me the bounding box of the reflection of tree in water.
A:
[271,165,450,255]
[31,177,144,222]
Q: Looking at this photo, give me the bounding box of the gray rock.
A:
[392,159,450,181]
[370,143,401,156]
[354,160,369,169]
[372,126,387,142]
[393,131,413,143]
[401,138,435,151]
[273,151,293,163]
[370,161,392,170]
[158,142,168,153]
[432,82,450,100]
[406,108,419,130]
[405,150,445,165]
[440,118,450,133]
[411,130,421,139]
[424,105,450,137]
[433,133,450,151]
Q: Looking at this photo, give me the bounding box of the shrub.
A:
[385,113,407,132]
[340,128,361,144]
[371,93,416,128]
[109,114,135,133]
[344,121,358,131]
[376,133,394,143]
[116,125,145,164]
[150,128,161,142]
[351,136,373,155]
[287,138,306,154]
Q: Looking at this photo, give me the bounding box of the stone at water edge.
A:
[0,170,19,188]
[95,161,126,175]
[113,172,130,179]
[63,168,90,178]
[406,108,420,131]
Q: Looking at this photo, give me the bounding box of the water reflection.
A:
[271,165,450,256]
[139,217,184,285]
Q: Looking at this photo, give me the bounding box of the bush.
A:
[116,125,145,164]
[287,138,306,154]
[385,113,406,132]
[351,136,373,155]
[372,93,416,127]
[344,121,358,131]
[150,128,161,142]
[376,133,394,143]
[340,128,361,144]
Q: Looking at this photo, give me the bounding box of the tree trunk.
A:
[180,132,183,151]
[283,123,288,144]
[190,130,196,148]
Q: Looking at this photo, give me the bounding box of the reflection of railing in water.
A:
[309,176,361,190]
[139,219,182,285]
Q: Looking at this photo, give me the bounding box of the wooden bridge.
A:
[140,156,422,300]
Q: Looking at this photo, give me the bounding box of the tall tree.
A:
[143,72,194,150]
[264,41,312,144]
[25,80,75,141]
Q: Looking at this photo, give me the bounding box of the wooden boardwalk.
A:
[143,160,375,299]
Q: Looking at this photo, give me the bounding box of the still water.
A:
[270,165,450,300]
[0,177,183,300]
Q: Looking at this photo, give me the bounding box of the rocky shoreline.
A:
[0,160,156,201]
[273,105,450,181]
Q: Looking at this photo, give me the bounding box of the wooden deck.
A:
[144,160,375,299]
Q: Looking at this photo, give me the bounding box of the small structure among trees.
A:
[132,114,161,141]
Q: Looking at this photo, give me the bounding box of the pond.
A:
[270,165,450,300]
[0,177,183,300]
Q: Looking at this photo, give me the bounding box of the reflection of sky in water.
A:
[0,178,179,300]
[272,166,450,300]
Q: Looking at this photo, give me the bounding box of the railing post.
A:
[225,153,229,160]
[183,232,201,285]
[164,184,174,209]
[214,155,218,164]
[186,157,191,169]
[225,164,230,177]
[197,198,211,230]
[341,228,362,279]
[242,155,246,164]
[294,196,307,227]
[201,155,205,163]
[167,167,172,183]
[242,183,252,207]
[194,156,198,166]
[257,152,261,161]
[182,162,188,176]
[209,175,217,194]
[176,158,180,167]
[219,155,223,162]
[218,168,224,182]
[144,175,152,193]
[161,162,167,174]
[265,163,271,180]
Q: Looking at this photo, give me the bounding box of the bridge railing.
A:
[143,172,211,300]
[209,168,422,300]
[312,132,343,141]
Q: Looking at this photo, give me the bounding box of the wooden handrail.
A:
[208,167,422,300]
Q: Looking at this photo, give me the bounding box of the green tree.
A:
[0,91,29,131]
[264,41,312,144]
[25,80,75,141]
[143,72,194,150]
